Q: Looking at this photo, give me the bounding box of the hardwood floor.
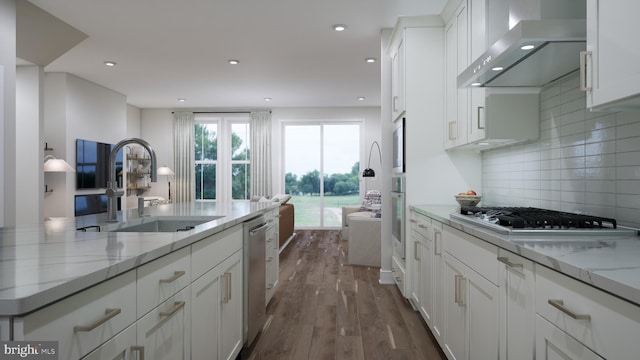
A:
[240,230,446,360]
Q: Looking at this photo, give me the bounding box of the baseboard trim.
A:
[378,269,395,285]
[279,232,297,254]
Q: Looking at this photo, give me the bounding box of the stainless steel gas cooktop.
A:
[450,206,638,236]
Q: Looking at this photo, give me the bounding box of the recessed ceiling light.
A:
[264,97,271,102]
[228,59,240,65]
[521,45,535,50]
[332,24,347,32]
[491,66,504,71]
[357,97,365,101]
[104,61,116,67]
[178,98,186,102]
[471,82,482,87]
[365,58,376,63]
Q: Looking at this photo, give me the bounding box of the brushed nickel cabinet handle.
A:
[548,299,591,320]
[159,301,185,318]
[131,345,145,360]
[409,219,417,224]
[454,275,463,306]
[448,121,457,140]
[497,256,523,269]
[477,106,485,130]
[580,51,593,91]
[159,270,186,284]
[418,224,428,229]
[74,308,121,332]
[226,272,232,302]
[393,96,398,112]
[434,230,441,256]
[414,241,419,261]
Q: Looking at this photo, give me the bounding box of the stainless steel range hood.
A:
[457,19,586,88]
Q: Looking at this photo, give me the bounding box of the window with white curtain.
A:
[194,114,250,202]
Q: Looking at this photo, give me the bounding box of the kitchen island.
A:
[0,201,278,359]
[409,204,640,360]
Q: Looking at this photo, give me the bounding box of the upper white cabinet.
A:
[390,39,405,121]
[584,0,640,111]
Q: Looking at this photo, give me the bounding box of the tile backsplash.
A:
[482,72,640,229]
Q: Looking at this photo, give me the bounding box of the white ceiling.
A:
[25,0,446,109]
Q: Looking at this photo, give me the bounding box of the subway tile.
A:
[616,109,640,126]
[617,193,640,208]
[560,108,587,126]
[560,120,586,137]
[560,144,585,158]
[616,166,640,180]
[586,180,616,193]
[617,121,640,138]
[586,113,616,131]
[585,154,615,168]
[586,127,616,143]
[584,205,617,219]
[561,179,585,192]
[585,167,616,180]
[559,134,586,147]
[617,151,640,166]
[559,155,585,170]
[585,140,616,155]
[561,97,586,115]
[586,192,616,207]
[616,137,640,153]
[616,180,640,195]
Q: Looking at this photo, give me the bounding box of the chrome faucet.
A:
[106,138,157,222]
[138,197,157,217]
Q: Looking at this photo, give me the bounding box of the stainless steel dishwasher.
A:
[243,215,268,347]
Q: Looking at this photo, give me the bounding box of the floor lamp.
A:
[157,166,175,202]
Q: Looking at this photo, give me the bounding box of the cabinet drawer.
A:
[536,265,640,359]
[409,211,432,239]
[82,323,138,360]
[443,225,499,285]
[137,246,191,316]
[391,255,405,296]
[192,225,243,280]
[14,270,136,360]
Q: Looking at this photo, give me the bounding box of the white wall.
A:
[43,73,127,218]
[0,0,16,226]
[139,109,174,203]
[483,73,640,229]
[16,65,44,225]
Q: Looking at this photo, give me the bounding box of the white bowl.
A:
[455,195,481,206]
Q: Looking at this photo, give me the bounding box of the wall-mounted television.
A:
[74,194,121,217]
[76,139,123,189]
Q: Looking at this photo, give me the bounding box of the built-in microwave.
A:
[392,117,405,173]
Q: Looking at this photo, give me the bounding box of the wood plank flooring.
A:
[240,230,446,360]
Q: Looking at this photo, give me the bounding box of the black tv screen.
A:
[76,139,123,189]
[75,194,121,216]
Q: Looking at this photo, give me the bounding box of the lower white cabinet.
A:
[535,265,640,360]
[498,249,535,360]
[442,225,499,360]
[13,270,137,360]
[137,287,190,360]
[265,208,279,305]
[81,323,138,360]
[535,315,603,360]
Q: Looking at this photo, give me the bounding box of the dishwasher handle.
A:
[249,222,268,235]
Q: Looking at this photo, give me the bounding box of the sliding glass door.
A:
[284,122,361,228]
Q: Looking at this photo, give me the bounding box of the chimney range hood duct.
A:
[457,0,587,89]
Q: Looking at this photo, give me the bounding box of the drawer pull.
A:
[74,308,121,332]
[434,230,441,256]
[159,270,186,284]
[414,241,420,261]
[497,256,523,269]
[409,219,417,224]
[159,301,185,318]
[131,345,145,360]
[548,299,591,320]
[418,224,428,229]
[222,272,232,303]
[454,275,465,306]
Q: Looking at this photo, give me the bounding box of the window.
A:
[284,122,361,228]
[195,114,250,202]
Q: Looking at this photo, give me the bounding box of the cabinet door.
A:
[265,221,279,305]
[191,263,221,360]
[409,226,422,310]
[466,260,499,360]
[137,288,190,360]
[219,250,243,360]
[419,231,434,326]
[444,1,469,149]
[499,250,535,360]
[81,324,138,360]
[585,0,640,110]
[443,253,467,360]
[430,226,444,346]
[536,315,603,360]
[391,39,405,120]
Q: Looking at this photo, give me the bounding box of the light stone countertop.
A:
[411,205,640,307]
[0,201,278,316]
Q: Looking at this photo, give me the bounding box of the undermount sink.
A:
[107,216,224,233]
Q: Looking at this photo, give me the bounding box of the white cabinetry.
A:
[444,1,469,149]
[408,210,444,346]
[13,271,137,360]
[584,0,640,111]
[265,208,279,305]
[535,265,640,360]
[191,225,244,360]
[442,224,499,360]
[390,39,405,120]
[498,249,535,360]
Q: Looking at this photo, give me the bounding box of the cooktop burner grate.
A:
[459,206,618,230]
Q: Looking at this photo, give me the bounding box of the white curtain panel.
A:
[173,111,195,202]
[250,111,272,197]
